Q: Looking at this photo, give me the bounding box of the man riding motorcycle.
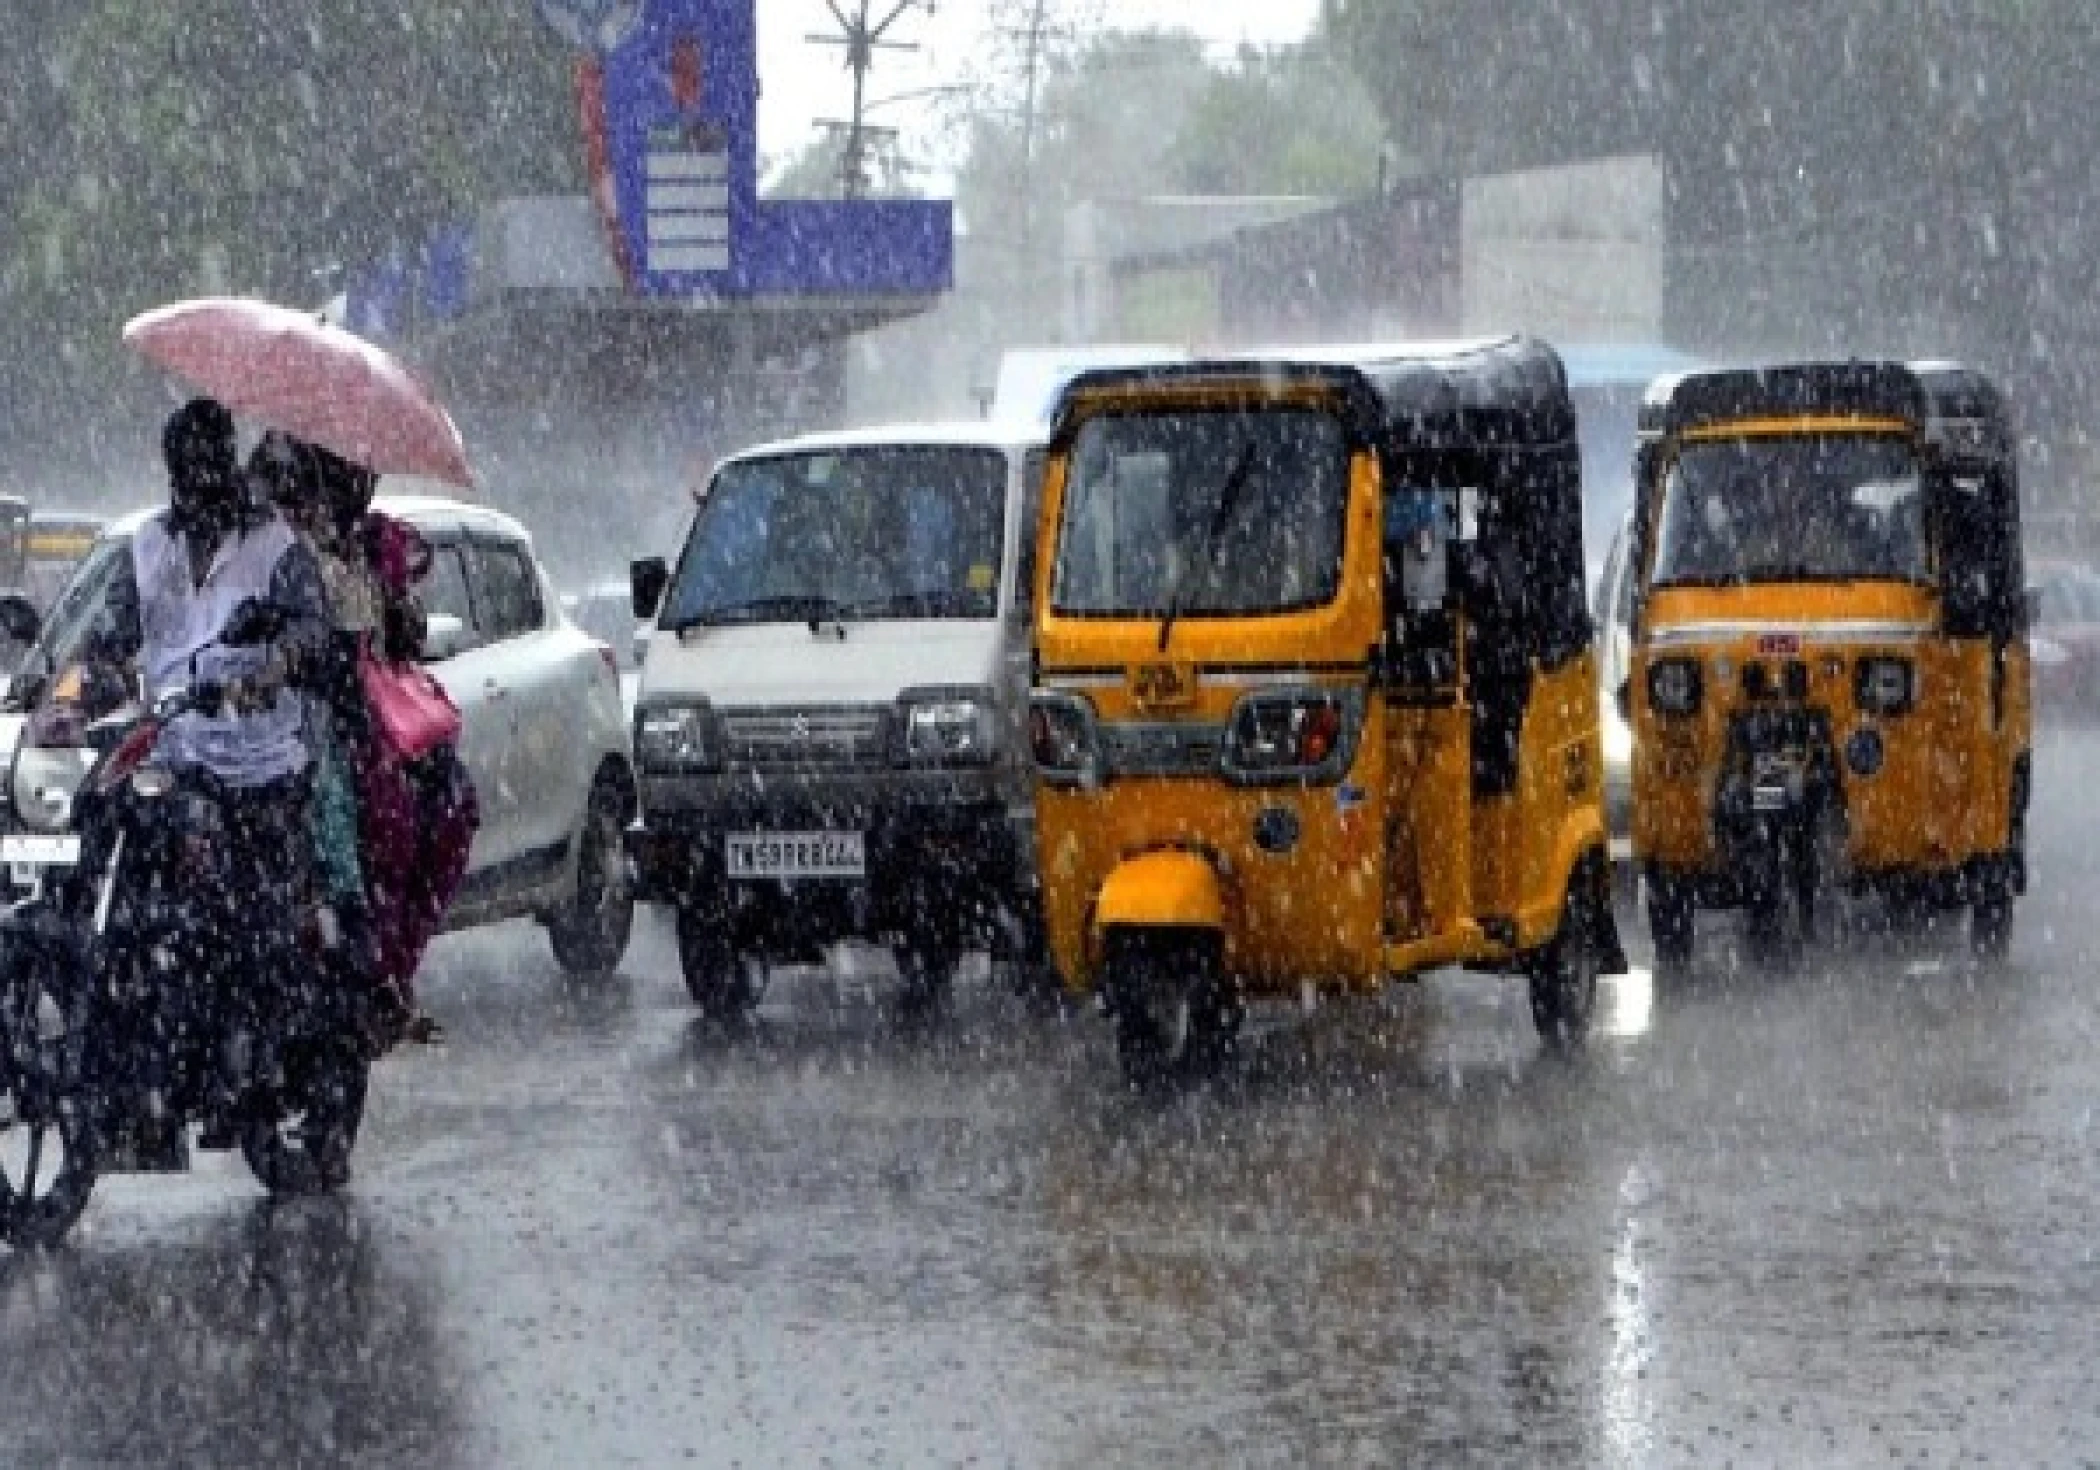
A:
[84,398,337,1149]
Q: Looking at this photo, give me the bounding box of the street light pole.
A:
[807,0,934,199]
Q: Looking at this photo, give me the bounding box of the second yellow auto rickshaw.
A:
[1625,360,2031,963]
[1028,338,1626,1085]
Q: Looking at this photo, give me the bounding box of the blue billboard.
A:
[584,0,952,299]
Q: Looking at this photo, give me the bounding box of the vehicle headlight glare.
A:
[635,703,720,773]
[1646,658,1703,717]
[1028,692,1099,782]
[899,692,996,766]
[1222,688,1362,782]
[1855,656,1915,716]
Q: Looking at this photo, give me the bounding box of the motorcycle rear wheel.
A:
[241,1041,368,1197]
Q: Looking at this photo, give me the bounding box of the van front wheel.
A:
[676,903,757,1022]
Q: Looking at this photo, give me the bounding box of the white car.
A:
[561,579,644,716]
[0,495,638,977]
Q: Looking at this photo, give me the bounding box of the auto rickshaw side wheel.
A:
[1646,876,1695,970]
[1971,895,2015,961]
[1530,858,1609,1046]
[676,903,759,1023]
[1102,928,1237,1090]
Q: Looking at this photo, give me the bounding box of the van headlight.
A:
[1855,656,1916,716]
[635,702,722,774]
[1028,692,1100,785]
[1221,688,1362,784]
[895,687,997,767]
[1646,658,1703,717]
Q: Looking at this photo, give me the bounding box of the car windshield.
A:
[1651,431,1928,587]
[662,447,1007,629]
[1051,407,1348,617]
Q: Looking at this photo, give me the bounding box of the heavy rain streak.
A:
[1,1,2098,1464]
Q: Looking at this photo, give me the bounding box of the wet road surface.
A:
[7,732,2100,1465]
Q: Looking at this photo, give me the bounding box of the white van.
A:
[626,422,1048,1018]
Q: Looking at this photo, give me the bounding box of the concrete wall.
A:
[1462,154,1666,342]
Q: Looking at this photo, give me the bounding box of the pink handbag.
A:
[359,647,461,760]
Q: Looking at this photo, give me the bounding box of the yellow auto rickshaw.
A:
[1626,360,2031,962]
[1028,339,1626,1084]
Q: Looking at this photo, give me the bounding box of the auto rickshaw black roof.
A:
[1049,336,1579,452]
[1637,359,2014,461]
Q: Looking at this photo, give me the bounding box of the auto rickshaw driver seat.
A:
[1458,531,1532,799]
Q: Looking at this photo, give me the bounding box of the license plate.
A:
[2,834,80,873]
[725,830,865,880]
[1752,783,1790,812]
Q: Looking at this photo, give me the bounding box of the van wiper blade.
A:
[1157,440,1256,652]
[670,594,852,632]
[840,589,991,620]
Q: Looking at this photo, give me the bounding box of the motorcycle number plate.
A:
[725,831,866,881]
[2,834,81,872]
[1752,784,1790,812]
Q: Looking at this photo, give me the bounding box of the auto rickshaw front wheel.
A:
[1646,876,1695,971]
[1529,858,1612,1046]
[1101,928,1238,1090]
[1971,894,2015,961]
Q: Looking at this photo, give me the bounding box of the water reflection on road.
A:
[0,729,2094,1463]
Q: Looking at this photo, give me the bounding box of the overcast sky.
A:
[753,1,1324,176]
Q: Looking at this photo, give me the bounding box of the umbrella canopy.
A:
[122,297,473,488]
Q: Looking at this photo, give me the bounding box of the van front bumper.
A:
[627,767,1037,953]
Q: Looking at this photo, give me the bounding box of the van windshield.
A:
[1051,408,1349,617]
[1651,431,1928,587]
[662,447,1007,630]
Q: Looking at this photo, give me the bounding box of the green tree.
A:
[1165,37,1385,197]
[0,1,582,463]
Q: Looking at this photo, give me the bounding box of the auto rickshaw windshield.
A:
[1651,431,1928,587]
[1051,408,1348,617]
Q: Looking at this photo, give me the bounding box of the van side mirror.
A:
[422,613,470,663]
[631,558,669,621]
[0,594,39,648]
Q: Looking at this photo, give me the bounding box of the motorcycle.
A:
[0,609,376,1247]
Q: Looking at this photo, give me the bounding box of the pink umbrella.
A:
[122,297,473,488]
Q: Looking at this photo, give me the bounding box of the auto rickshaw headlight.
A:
[1222,688,1363,783]
[1855,656,1916,716]
[1646,658,1703,717]
[1029,692,1100,784]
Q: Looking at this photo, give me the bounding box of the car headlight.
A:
[1646,658,1703,717]
[635,702,722,774]
[1221,687,1362,784]
[896,687,997,767]
[1028,691,1100,784]
[1855,656,1915,716]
